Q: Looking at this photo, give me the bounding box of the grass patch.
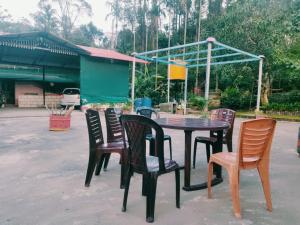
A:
[236,111,300,122]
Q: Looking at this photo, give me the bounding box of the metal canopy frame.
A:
[131,37,264,114]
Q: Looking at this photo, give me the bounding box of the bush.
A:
[189,94,206,110]
[264,102,300,112]
[269,90,300,104]
[220,87,241,110]
[220,87,252,110]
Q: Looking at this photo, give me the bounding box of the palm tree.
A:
[106,0,123,48]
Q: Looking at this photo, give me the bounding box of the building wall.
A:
[15,82,43,105]
[15,81,61,107]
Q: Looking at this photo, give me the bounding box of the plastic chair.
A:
[193,108,235,168]
[207,118,276,218]
[136,107,173,160]
[120,114,180,223]
[99,108,124,172]
[85,109,126,188]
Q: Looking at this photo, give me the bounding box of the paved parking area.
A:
[0,108,299,225]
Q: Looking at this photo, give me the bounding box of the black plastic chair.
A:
[85,109,126,188]
[193,108,236,168]
[120,114,180,223]
[136,107,173,160]
[99,108,125,172]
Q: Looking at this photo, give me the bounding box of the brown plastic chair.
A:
[136,107,173,159]
[207,118,276,218]
[98,108,124,172]
[193,108,235,168]
[121,114,180,223]
[85,109,126,188]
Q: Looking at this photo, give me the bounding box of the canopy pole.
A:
[42,66,45,106]
[167,60,170,103]
[204,38,214,111]
[184,67,189,115]
[256,55,264,112]
[131,56,136,113]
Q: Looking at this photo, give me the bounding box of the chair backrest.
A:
[210,108,236,138]
[121,114,166,173]
[136,107,159,119]
[237,118,276,168]
[85,109,104,149]
[105,108,123,142]
[136,107,159,135]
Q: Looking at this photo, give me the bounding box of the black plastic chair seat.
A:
[97,141,127,152]
[146,156,179,173]
[195,136,217,143]
[146,134,171,141]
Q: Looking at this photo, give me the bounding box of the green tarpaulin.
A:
[0,65,79,83]
[80,56,129,104]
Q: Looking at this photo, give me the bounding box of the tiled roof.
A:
[77,45,147,64]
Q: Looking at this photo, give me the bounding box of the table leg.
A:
[182,129,224,192]
[183,130,192,190]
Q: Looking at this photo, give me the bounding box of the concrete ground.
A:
[0,108,299,225]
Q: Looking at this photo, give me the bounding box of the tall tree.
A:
[71,22,105,47]
[31,0,59,34]
[106,0,123,49]
[53,0,92,39]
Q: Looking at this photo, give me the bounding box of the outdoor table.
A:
[154,117,229,191]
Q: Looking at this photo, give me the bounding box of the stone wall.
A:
[18,94,61,108]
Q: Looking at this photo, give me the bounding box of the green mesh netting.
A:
[80,56,129,104]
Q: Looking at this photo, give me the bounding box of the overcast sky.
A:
[0,0,111,33]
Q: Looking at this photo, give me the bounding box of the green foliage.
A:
[264,103,300,112]
[71,22,105,47]
[269,90,300,104]
[135,73,167,106]
[221,87,252,110]
[31,0,59,34]
[189,94,206,110]
[117,29,133,54]
[220,87,241,110]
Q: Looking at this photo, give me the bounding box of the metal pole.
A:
[184,68,188,115]
[204,39,213,111]
[195,0,202,90]
[167,12,171,103]
[42,66,45,106]
[131,56,136,113]
[167,61,170,103]
[256,56,264,112]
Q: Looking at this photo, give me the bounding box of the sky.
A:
[0,0,112,33]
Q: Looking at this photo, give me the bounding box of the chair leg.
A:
[103,153,111,171]
[146,174,157,223]
[207,161,214,198]
[175,168,180,208]
[85,152,97,187]
[168,138,173,160]
[257,164,272,211]
[227,140,233,152]
[142,174,149,196]
[95,154,105,176]
[122,168,132,212]
[205,143,211,163]
[193,140,198,169]
[228,168,241,219]
[120,162,127,189]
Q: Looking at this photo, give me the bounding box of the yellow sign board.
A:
[169,60,187,80]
